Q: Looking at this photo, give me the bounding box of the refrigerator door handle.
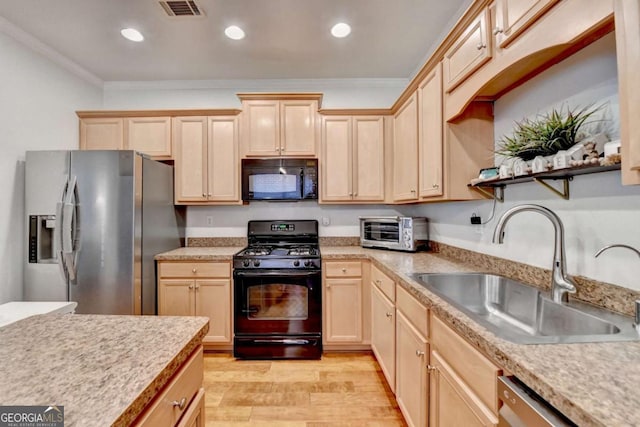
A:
[62,176,78,282]
[55,192,69,284]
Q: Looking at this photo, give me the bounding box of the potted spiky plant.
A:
[496,104,600,161]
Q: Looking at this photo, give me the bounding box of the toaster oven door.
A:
[361,219,401,243]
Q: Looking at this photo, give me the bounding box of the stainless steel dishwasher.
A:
[498,376,577,427]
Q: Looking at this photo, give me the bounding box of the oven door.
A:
[233,269,322,335]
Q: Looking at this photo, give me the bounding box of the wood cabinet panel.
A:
[396,285,428,339]
[173,117,208,203]
[395,310,428,427]
[159,261,230,278]
[324,278,363,343]
[431,315,501,414]
[615,0,640,184]
[393,94,419,202]
[80,118,123,150]
[158,280,195,317]
[243,100,280,156]
[207,116,240,201]
[371,283,396,393]
[125,117,172,158]
[353,116,385,201]
[325,261,363,277]
[196,279,232,344]
[135,347,204,427]
[280,100,317,156]
[371,264,395,301]
[321,116,353,201]
[494,0,560,48]
[418,63,444,198]
[158,261,233,346]
[321,115,385,202]
[430,351,497,427]
[443,8,492,92]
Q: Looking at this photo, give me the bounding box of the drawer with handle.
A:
[159,262,230,278]
[134,346,204,427]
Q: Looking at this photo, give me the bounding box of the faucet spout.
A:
[492,204,577,303]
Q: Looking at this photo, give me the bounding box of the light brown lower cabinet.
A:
[323,260,371,349]
[429,314,500,427]
[395,310,429,427]
[370,266,396,391]
[158,261,233,349]
[134,346,205,427]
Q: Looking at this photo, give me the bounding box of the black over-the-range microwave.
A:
[241,158,318,201]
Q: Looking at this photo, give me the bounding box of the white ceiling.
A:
[0,0,471,83]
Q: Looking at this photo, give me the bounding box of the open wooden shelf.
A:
[468,163,621,200]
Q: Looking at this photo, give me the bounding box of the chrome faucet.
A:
[595,244,640,258]
[492,204,577,303]
[595,244,640,331]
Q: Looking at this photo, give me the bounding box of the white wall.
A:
[399,33,640,291]
[103,78,408,110]
[188,203,400,238]
[0,29,102,303]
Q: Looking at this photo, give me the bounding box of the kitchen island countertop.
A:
[156,244,640,426]
[0,314,208,427]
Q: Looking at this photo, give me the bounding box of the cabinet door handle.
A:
[208,193,212,197]
[341,268,347,273]
[385,312,393,318]
[192,268,197,273]
[432,184,439,189]
[172,397,187,410]
[375,279,382,285]
[416,350,425,357]
[476,42,487,50]
[493,27,503,35]
[188,284,194,290]
[427,365,437,372]
[195,284,200,290]
[202,193,206,197]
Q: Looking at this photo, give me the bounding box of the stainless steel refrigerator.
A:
[24,150,185,315]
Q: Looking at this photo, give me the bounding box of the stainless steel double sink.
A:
[412,273,639,344]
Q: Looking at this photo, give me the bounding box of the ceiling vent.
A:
[159,1,204,17]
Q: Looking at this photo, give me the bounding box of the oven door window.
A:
[248,172,302,200]
[247,283,308,320]
[363,222,400,242]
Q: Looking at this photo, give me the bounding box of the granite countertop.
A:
[155,244,640,426]
[0,314,209,427]
[155,246,242,260]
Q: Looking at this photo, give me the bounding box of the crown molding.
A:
[0,16,103,87]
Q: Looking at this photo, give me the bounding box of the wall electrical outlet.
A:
[321,217,330,226]
[206,216,214,226]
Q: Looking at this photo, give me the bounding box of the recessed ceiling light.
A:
[225,25,245,40]
[331,23,351,38]
[120,28,144,42]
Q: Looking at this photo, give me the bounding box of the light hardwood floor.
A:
[203,352,407,426]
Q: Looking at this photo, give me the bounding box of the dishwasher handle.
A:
[498,376,576,427]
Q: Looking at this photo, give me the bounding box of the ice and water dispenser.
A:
[28,215,57,264]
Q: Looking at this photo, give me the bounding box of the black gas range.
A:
[233,220,322,360]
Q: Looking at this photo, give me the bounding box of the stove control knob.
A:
[293,260,300,267]
[304,260,312,267]
[253,260,261,267]
[242,260,250,267]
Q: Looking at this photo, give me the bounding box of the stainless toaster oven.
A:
[359,216,429,252]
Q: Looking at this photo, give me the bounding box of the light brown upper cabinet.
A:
[124,117,172,160]
[173,115,241,205]
[493,0,560,48]
[443,8,492,92]
[418,63,444,199]
[393,94,419,202]
[79,116,172,160]
[615,0,640,185]
[239,94,321,158]
[79,118,124,151]
[321,115,385,203]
